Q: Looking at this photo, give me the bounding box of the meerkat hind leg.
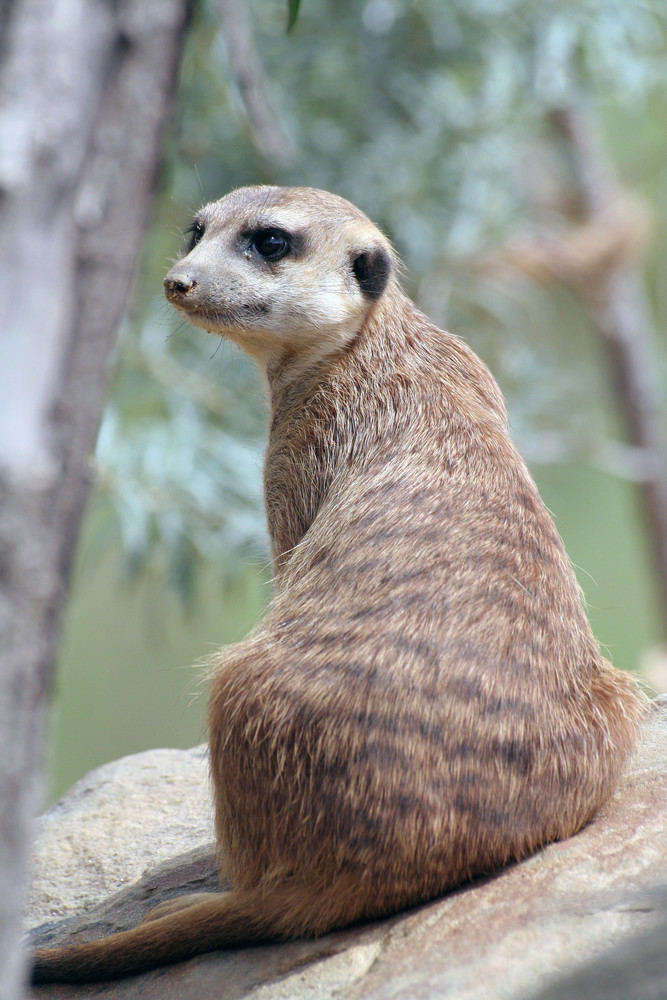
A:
[141,892,221,924]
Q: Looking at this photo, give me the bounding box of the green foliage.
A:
[93,0,667,598]
[286,0,301,33]
[170,0,667,262]
[95,307,268,599]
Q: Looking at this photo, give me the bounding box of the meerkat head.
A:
[164,186,395,368]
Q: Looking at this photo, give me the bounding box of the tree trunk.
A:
[0,1,190,996]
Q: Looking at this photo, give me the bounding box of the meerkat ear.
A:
[352,246,392,300]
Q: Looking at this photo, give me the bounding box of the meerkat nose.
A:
[164,272,198,300]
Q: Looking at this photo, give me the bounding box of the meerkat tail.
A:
[31,889,275,983]
[30,880,364,983]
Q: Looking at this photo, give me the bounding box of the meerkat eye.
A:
[184,220,205,252]
[251,228,290,261]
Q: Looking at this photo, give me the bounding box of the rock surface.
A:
[26,746,214,930]
[26,698,667,1000]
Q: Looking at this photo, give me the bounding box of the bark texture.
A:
[0,1,190,996]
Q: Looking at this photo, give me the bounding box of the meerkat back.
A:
[31,186,644,984]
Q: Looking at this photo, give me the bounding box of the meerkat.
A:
[32,186,644,983]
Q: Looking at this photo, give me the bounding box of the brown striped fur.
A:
[32,186,643,983]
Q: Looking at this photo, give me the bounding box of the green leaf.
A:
[286,0,301,33]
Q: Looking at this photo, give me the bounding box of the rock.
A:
[26,746,214,929]
[527,888,667,1000]
[26,698,667,1000]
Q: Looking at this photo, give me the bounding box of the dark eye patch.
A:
[184,220,205,252]
[250,228,291,261]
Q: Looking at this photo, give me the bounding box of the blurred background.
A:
[46,0,667,803]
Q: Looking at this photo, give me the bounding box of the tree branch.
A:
[551,106,667,630]
[217,0,294,164]
[484,104,667,630]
